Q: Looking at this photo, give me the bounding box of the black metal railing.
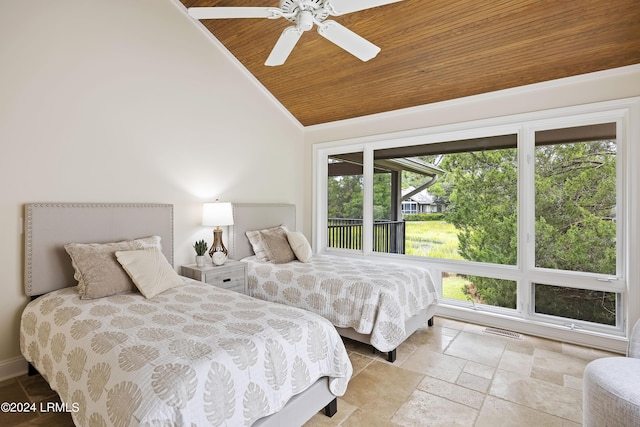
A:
[327,218,405,254]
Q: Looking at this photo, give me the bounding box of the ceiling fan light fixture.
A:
[297,10,314,31]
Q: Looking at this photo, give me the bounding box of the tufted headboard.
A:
[24,203,173,297]
[228,203,296,260]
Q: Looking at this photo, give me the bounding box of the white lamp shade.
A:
[202,202,234,227]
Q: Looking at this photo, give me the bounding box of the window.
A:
[531,123,621,327]
[442,272,517,310]
[534,283,618,326]
[327,152,364,250]
[372,135,521,310]
[534,124,617,275]
[371,135,518,263]
[402,200,418,215]
[315,99,637,349]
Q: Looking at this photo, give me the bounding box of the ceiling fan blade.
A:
[318,20,381,62]
[328,0,402,15]
[188,7,275,20]
[265,27,303,66]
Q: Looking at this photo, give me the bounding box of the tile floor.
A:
[0,317,620,426]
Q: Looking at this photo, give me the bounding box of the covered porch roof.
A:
[328,153,444,177]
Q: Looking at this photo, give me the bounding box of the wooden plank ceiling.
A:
[179,0,640,126]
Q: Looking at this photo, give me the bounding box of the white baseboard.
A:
[0,356,28,382]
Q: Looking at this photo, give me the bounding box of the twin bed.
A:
[20,203,352,427]
[230,203,439,363]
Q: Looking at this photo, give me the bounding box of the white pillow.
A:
[115,247,183,299]
[286,231,313,262]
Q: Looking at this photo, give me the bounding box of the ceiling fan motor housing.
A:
[280,0,330,30]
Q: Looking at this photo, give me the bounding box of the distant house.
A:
[401,187,444,215]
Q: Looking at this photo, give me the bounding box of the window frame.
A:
[522,114,626,333]
[313,98,640,352]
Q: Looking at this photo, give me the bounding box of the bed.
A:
[20,203,352,427]
[229,203,439,363]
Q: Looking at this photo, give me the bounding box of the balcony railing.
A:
[327,218,405,254]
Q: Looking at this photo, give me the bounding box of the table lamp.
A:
[202,201,234,258]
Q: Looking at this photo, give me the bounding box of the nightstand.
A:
[181,259,248,295]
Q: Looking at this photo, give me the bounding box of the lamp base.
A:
[208,227,228,258]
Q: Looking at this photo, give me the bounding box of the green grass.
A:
[442,274,471,301]
[405,221,474,301]
[405,221,463,260]
[329,220,473,301]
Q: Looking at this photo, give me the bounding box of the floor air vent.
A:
[483,327,523,340]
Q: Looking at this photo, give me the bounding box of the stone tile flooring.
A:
[0,317,620,426]
[307,317,619,427]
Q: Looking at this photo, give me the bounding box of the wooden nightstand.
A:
[181,259,248,295]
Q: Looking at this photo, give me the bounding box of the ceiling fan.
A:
[187,0,402,66]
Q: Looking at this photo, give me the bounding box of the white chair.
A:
[583,319,640,426]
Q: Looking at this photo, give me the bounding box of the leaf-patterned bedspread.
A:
[246,255,439,352]
[20,279,352,426]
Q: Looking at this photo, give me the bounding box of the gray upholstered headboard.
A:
[24,203,174,296]
[229,203,296,260]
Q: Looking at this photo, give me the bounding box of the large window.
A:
[315,102,636,348]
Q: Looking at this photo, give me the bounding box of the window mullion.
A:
[362,147,374,255]
[519,126,536,317]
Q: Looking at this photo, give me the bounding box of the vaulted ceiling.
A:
[179,0,640,126]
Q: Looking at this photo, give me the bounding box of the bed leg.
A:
[387,349,397,363]
[428,316,434,327]
[27,362,38,377]
[324,398,337,417]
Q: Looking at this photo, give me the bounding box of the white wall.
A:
[0,0,303,378]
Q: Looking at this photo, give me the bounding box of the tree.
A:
[327,175,363,219]
[439,149,519,309]
[532,140,616,325]
[328,173,393,220]
[534,141,616,274]
[373,173,391,220]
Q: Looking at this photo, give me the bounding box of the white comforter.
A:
[20,279,352,427]
[246,255,439,352]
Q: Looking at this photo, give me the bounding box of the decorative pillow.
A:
[261,227,296,264]
[286,231,313,262]
[115,247,184,299]
[246,225,287,261]
[135,235,162,250]
[65,236,162,299]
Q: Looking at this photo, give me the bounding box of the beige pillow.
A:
[261,227,296,264]
[115,247,184,299]
[286,231,313,262]
[246,225,287,261]
[65,236,162,299]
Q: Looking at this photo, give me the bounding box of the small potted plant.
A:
[193,239,208,267]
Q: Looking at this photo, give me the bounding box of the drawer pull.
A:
[223,278,231,283]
